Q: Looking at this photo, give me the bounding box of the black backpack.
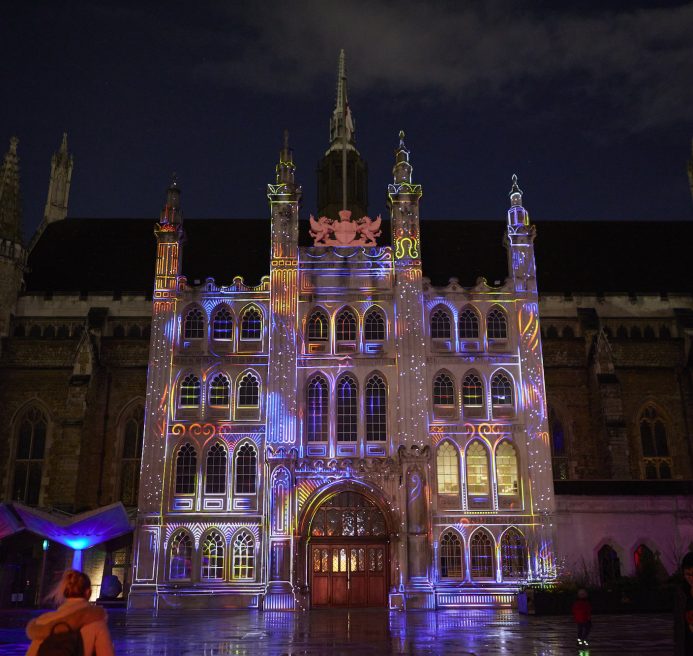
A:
[37,621,84,656]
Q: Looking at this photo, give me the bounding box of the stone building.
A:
[0,55,691,610]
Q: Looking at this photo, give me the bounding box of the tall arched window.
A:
[120,404,144,507]
[458,308,480,339]
[487,308,508,339]
[364,308,386,341]
[365,374,387,441]
[634,543,656,577]
[470,530,494,579]
[169,531,193,580]
[440,531,463,578]
[496,441,519,504]
[307,310,329,342]
[240,307,262,340]
[175,443,197,495]
[437,442,460,495]
[209,374,230,407]
[212,307,233,340]
[337,375,358,441]
[430,308,452,339]
[232,531,255,580]
[501,528,527,578]
[549,406,568,480]
[306,375,329,441]
[466,441,490,496]
[491,372,513,408]
[462,374,483,408]
[205,443,227,494]
[237,373,260,407]
[179,374,201,407]
[639,405,672,479]
[235,443,257,494]
[183,308,204,339]
[433,373,455,407]
[201,531,225,580]
[598,544,621,586]
[335,309,357,342]
[12,407,47,505]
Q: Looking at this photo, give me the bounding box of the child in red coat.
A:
[572,588,592,647]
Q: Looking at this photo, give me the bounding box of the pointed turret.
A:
[153,175,184,298]
[0,136,22,243]
[160,173,182,226]
[504,173,537,292]
[507,174,529,226]
[43,132,73,224]
[317,51,368,219]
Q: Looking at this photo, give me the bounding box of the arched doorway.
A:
[307,491,389,608]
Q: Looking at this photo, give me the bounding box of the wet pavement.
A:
[0,608,673,655]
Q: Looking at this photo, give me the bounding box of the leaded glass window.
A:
[307,375,329,441]
[336,309,357,342]
[501,528,526,578]
[184,308,204,339]
[232,532,255,580]
[437,442,459,494]
[307,310,329,341]
[235,443,257,494]
[639,405,672,479]
[598,544,621,585]
[212,308,233,340]
[496,441,519,497]
[201,531,225,580]
[120,404,144,507]
[205,443,227,494]
[169,532,193,580]
[237,373,260,407]
[433,373,455,406]
[440,531,463,578]
[365,374,387,441]
[470,531,494,578]
[175,443,196,494]
[491,373,513,407]
[466,441,490,496]
[310,492,387,537]
[462,374,483,407]
[209,374,230,407]
[487,308,508,339]
[240,307,262,340]
[179,374,201,407]
[458,308,480,339]
[364,308,386,341]
[337,375,357,442]
[431,308,452,339]
[12,407,47,505]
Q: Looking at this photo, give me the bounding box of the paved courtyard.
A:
[0,608,674,655]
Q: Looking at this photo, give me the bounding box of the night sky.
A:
[2,1,693,237]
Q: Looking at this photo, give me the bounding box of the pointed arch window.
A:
[179,374,201,407]
[237,373,260,408]
[440,531,463,578]
[462,374,483,407]
[205,443,227,494]
[307,310,329,342]
[437,442,460,495]
[120,404,144,507]
[487,308,508,340]
[183,308,204,339]
[307,375,329,442]
[337,375,358,442]
[639,405,672,479]
[235,443,257,494]
[598,544,621,586]
[470,531,494,579]
[501,528,527,578]
[634,543,656,577]
[336,309,357,342]
[209,374,230,407]
[430,308,452,339]
[458,308,480,339]
[364,308,386,341]
[365,374,387,441]
[201,531,225,580]
[433,373,455,407]
[466,441,490,496]
[491,373,513,407]
[496,441,519,501]
[549,406,568,480]
[175,443,197,495]
[232,531,255,580]
[240,307,262,341]
[169,531,193,580]
[12,407,47,505]
[212,307,234,340]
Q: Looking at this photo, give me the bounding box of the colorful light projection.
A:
[13,503,132,570]
[0,503,22,539]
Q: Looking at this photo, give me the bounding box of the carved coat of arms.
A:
[309,209,382,247]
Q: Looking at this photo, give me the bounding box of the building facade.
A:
[1,56,692,610]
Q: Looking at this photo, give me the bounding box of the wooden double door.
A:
[310,542,388,607]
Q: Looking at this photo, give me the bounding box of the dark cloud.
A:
[197,1,693,130]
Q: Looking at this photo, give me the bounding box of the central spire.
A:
[327,49,357,154]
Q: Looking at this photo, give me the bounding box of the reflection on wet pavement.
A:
[0,608,673,655]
